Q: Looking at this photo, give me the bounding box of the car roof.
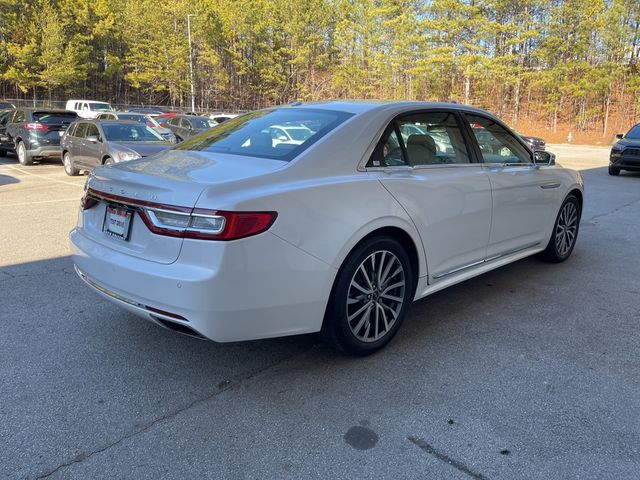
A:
[18,108,76,113]
[280,100,495,117]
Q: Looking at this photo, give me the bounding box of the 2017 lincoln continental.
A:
[70,101,584,355]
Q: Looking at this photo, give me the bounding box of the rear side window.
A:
[74,123,89,138]
[368,111,471,167]
[13,110,26,122]
[176,108,354,161]
[32,112,77,125]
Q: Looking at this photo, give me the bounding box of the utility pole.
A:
[187,14,196,113]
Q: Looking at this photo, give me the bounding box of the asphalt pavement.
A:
[1,146,639,480]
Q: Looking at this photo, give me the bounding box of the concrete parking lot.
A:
[1,146,639,479]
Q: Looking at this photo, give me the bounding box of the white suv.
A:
[65,100,114,119]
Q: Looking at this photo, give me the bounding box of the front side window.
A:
[85,124,100,140]
[176,108,353,161]
[74,123,89,138]
[465,114,531,164]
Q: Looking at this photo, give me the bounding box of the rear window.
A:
[32,112,78,124]
[176,108,354,161]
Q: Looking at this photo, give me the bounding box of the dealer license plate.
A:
[103,205,133,240]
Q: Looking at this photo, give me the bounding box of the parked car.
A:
[61,120,172,176]
[155,112,178,126]
[0,100,16,109]
[163,114,214,142]
[65,100,114,119]
[205,113,238,124]
[266,123,314,145]
[519,133,546,151]
[609,123,640,176]
[127,108,165,117]
[0,109,14,156]
[70,101,584,355]
[3,108,78,165]
[95,112,176,143]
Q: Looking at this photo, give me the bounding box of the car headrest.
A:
[407,134,436,149]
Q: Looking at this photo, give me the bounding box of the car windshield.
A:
[102,123,164,142]
[33,112,77,124]
[625,124,640,139]
[89,103,113,112]
[176,108,354,161]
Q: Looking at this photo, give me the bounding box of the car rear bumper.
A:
[29,145,62,158]
[70,227,336,342]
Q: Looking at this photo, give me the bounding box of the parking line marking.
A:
[0,198,80,207]
[1,165,85,187]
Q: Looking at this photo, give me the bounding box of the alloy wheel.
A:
[346,250,406,343]
[555,201,578,257]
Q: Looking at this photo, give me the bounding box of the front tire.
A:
[16,141,33,166]
[539,194,581,263]
[323,237,414,356]
[103,157,114,166]
[608,165,620,176]
[63,152,79,176]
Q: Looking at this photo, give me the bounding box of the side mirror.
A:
[615,133,624,140]
[86,135,100,143]
[534,151,555,166]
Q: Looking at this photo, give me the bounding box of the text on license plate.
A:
[103,205,133,240]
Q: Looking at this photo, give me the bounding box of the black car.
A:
[520,134,546,151]
[0,109,15,156]
[3,108,78,165]
[609,124,640,176]
[163,115,214,142]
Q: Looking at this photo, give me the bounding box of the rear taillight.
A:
[82,188,276,240]
[140,207,277,241]
[24,122,48,131]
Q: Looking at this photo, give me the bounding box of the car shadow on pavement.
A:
[0,173,19,185]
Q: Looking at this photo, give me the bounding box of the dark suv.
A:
[3,108,78,165]
[163,115,213,142]
[610,123,640,176]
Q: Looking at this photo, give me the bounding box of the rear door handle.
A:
[540,182,561,189]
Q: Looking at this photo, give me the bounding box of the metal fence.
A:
[1,98,241,115]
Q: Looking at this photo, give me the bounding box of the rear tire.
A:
[539,194,581,263]
[63,151,79,176]
[103,157,114,166]
[608,165,620,176]
[322,236,414,356]
[16,141,33,166]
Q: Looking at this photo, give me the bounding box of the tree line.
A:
[1,0,638,138]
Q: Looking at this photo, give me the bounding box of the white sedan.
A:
[70,101,584,355]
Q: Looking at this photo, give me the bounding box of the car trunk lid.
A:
[82,149,286,264]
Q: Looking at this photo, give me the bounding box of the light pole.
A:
[187,14,196,113]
